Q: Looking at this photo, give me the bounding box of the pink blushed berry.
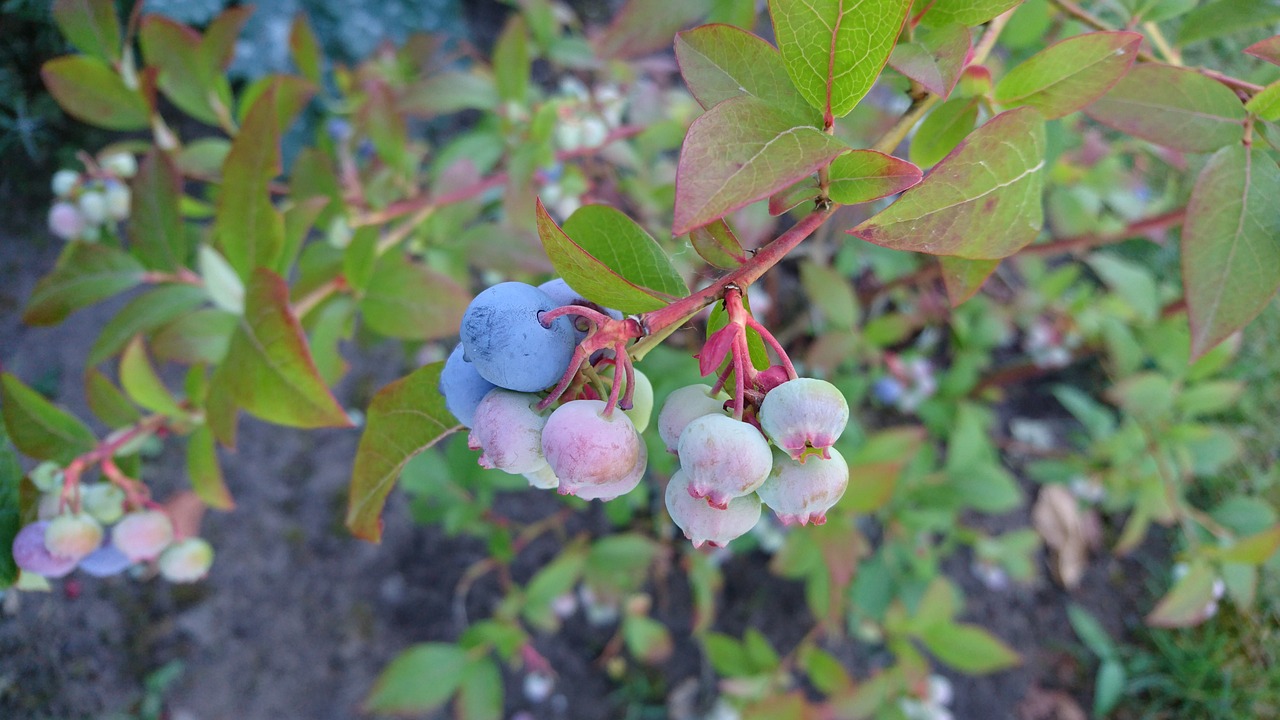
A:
[757,448,849,526]
[11,521,78,578]
[48,202,85,240]
[112,510,175,561]
[570,437,647,501]
[542,400,640,497]
[656,384,726,453]
[468,389,548,475]
[664,471,761,548]
[677,414,772,509]
[758,378,849,461]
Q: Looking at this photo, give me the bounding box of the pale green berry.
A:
[44,512,104,561]
[29,461,63,493]
[623,369,654,434]
[101,152,138,178]
[158,538,214,583]
[78,190,108,225]
[104,180,131,221]
[51,169,80,197]
[82,483,126,525]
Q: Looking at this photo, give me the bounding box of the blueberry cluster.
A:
[47,153,137,243]
[439,279,649,500]
[659,378,851,548]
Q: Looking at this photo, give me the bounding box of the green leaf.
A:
[85,369,141,427]
[744,628,781,671]
[537,201,683,313]
[216,269,351,430]
[770,0,912,119]
[215,85,285,281]
[908,95,980,168]
[703,633,754,676]
[1244,80,1280,121]
[140,16,221,126]
[493,15,529,104]
[939,256,999,306]
[888,24,970,98]
[1217,525,1280,565]
[456,658,503,720]
[346,363,459,542]
[0,374,97,465]
[1095,660,1126,716]
[1177,0,1280,45]
[799,261,858,329]
[920,0,1024,26]
[41,55,149,130]
[53,0,121,63]
[364,643,469,713]
[358,254,469,340]
[674,23,814,121]
[89,284,207,365]
[1067,604,1116,660]
[0,422,22,589]
[23,243,146,326]
[594,0,713,59]
[187,424,234,510]
[585,533,659,595]
[152,308,237,365]
[1182,146,1280,359]
[401,70,499,118]
[130,149,189,270]
[672,95,848,235]
[1146,560,1217,627]
[851,107,1046,259]
[120,336,184,417]
[918,622,1020,673]
[689,219,747,269]
[1085,64,1246,153]
[994,31,1142,119]
[306,296,354,386]
[289,13,323,85]
[826,150,923,205]
[522,545,587,631]
[564,205,686,296]
[623,614,675,663]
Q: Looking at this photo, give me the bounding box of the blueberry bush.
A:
[3,0,1280,717]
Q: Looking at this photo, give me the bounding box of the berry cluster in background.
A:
[46,151,136,242]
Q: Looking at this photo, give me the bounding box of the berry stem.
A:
[58,414,168,513]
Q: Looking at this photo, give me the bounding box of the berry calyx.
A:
[758,378,849,461]
[757,448,849,526]
[677,414,772,509]
[664,471,761,548]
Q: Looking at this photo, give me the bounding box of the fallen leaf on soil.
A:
[1032,485,1094,589]
[1018,685,1088,720]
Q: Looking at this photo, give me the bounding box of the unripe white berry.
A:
[158,537,214,582]
[48,202,85,240]
[657,384,726,453]
[44,512,104,561]
[664,470,761,548]
[104,180,131,221]
[101,152,138,178]
[78,190,108,225]
[82,483,126,525]
[51,169,80,197]
[757,448,849,526]
[677,414,772,509]
[758,378,849,461]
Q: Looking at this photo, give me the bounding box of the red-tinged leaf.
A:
[215,86,285,281]
[673,96,848,235]
[888,24,971,98]
[130,149,188,270]
[200,7,254,73]
[699,325,737,376]
[216,269,351,429]
[85,369,142,428]
[235,74,316,135]
[346,363,459,542]
[939,256,999,306]
[537,201,682,313]
[908,96,980,168]
[187,425,233,510]
[995,31,1142,119]
[674,23,814,121]
[52,0,121,63]
[918,622,1021,673]
[0,373,97,465]
[689,219,747,269]
[22,243,146,326]
[363,83,410,173]
[290,13,323,84]
[1085,64,1246,153]
[919,0,1024,27]
[839,426,925,512]
[140,16,221,126]
[1218,525,1280,565]
[364,643,469,713]
[770,0,913,120]
[152,308,237,366]
[120,336,184,417]
[826,150,922,205]
[1182,146,1280,360]
[42,56,150,131]
[402,70,498,118]
[595,0,712,60]
[1245,35,1280,66]
[1147,560,1218,627]
[358,254,469,340]
[769,182,820,216]
[205,372,238,449]
[850,107,1046,259]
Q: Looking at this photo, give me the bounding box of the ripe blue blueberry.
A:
[440,344,498,427]
[871,377,904,405]
[460,282,578,392]
[78,543,134,577]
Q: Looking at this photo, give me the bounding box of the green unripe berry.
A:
[82,483,126,525]
[623,369,654,433]
[29,461,64,493]
[158,538,214,583]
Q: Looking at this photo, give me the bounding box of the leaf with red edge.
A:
[140,16,222,127]
[674,23,814,122]
[939,256,999,306]
[595,0,712,60]
[53,0,121,63]
[849,107,1046,259]
[673,95,848,235]
[995,31,1142,119]
[130,149,188,271]
[888,24,971,98]
[1147,560,1218,627]
[215,269,352,429]
[826,150,922,205]
[290,12,323,84]
[215,85,285,281]
[690,220,747,269]
[1182,146,1280,360]
[919,0,1024,27]
[42,56,150,131]
[346,363,459,542]
[1085,64,1246,153]
[769,182,820,216]
[770,0,913,120]
[187,425,234,510]
[1245,35,1280,66]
